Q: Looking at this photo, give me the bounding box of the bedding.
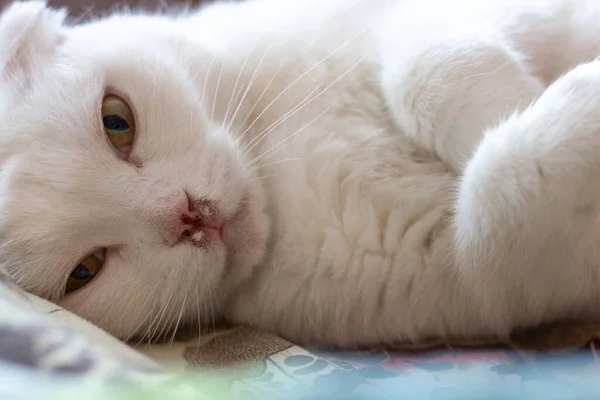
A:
[1,267,600,399]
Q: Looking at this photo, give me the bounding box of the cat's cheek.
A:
[222,196,270,289]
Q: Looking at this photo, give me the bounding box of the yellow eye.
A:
[101,95,135,151]
[65,253,104,294]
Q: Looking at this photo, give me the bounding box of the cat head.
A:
[0,1,269,340]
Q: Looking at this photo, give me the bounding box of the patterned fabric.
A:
[134,326,600,399]
[0,269,201,399]
[1,267,600,399]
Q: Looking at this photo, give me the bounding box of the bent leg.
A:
[455,61,600,331]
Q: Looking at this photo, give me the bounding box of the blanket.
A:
[2,267,600,399]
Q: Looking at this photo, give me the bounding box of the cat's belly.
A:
[225,112,482,347]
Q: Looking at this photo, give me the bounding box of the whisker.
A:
[134,300,161,347]
[193,284,202,357]
[208,287,217,336]
[243,54,366,161]
[123,295,155,343]
[223,47,254,129]
[200,54,217,107]
[248,174,275,183]
[157,301,181,344]
[242,82,322,157]
[237,29,366,142]
[70,5,95,24]
[237,57,287,142]
[225,43,275,134]
[197,288,212,356]
[169,292,188,346]
[249,93,345,167]
[134,301,163,347]
[146,290,174,346]
[250,157,304,172]
[210,59,225,123]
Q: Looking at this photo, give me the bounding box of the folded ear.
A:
[0,1,66,85]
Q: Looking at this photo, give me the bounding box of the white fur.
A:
[2,0,600,347]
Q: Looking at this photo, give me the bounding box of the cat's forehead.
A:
[0,25,210,159]
[0,5,204,155]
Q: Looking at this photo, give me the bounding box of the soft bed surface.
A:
[1,269,600,399]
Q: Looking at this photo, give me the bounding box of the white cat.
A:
[2,0,600,348]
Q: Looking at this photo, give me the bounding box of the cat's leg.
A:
[379,4,545,173]
[380,3,600,333]
[455,60,600,333]
[380,0,600,172]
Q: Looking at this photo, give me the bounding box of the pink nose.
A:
[174,196,225,243]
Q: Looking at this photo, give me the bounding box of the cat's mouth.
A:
[178,222,227,248]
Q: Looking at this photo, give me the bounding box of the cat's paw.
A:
[552,59,600,93]
[505,59,600,174]
[379,9,542,172]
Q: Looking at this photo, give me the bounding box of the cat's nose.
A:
[180,213,204,230]
[179,213,225,243]
[174,196,225,244]
[178,207,205,237]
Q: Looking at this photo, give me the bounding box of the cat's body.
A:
[2,0,600,347]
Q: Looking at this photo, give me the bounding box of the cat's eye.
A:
[101,95,136,153]
[65,252,104,294]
